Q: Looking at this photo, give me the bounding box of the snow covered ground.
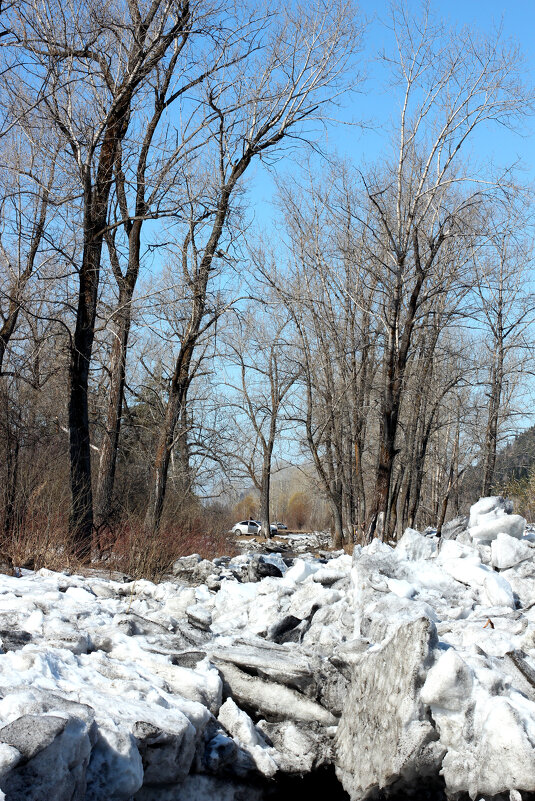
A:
[0,497,534,799]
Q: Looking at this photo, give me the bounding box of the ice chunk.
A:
[218,698,277,777]
[132,719,197,785]
[420,648,473,711]
[396,528,437,561]
[470,514,526,543]
[491,533,533,570]
[468,496,525,543]
[0,715,92,801]
[85,728,143,801]
[441,697,535,797]
[441,556,514,608]
[335,618,441,799]
[469,496,513,526]
[482,571,515,608]
[215,662,336,726]
[281,559,321,585]
[386,578,417,599]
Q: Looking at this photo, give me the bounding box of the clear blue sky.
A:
[248,0,535,228]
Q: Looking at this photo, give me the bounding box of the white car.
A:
[232,520,277,536]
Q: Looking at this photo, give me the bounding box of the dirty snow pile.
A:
[0,497,534,800]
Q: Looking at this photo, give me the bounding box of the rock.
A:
[491,533,533,570]
[335,618,443,800]
[0,715,92,801]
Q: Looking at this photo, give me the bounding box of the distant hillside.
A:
[460,425,535,506]
[493,426,535,485]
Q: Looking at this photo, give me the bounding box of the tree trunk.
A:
[482,347,503,496]
[94,283,134,531]
[259,450,273,539]
[331,499,344,548]
[68,232,103,558]
[2,386,20,538]
[367,411,397,542]
[144,367,187,534]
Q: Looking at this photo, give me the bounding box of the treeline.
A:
[0,0,534,563]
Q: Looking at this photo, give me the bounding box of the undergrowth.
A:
[0,509,238,583]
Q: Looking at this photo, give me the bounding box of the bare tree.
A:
[93,9,260,533]
[0,134,59,374]
[9,0,204,556]
[473,219,534,495]
[143,0,363,534]
[356,3,532,540]
[222,306,298,539]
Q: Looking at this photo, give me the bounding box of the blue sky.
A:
[247,0,535,230]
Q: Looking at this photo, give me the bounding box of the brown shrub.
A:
[286,491,310,530]
[232,494,258,522]
[103,505,238,582]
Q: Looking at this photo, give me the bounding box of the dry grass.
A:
[0,502,238,583]
[104,519,236,582]
[94,508,239,582]
[0,511,83,575]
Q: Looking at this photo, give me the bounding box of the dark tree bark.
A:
[482,319,504,497]
[58,1,193,557]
